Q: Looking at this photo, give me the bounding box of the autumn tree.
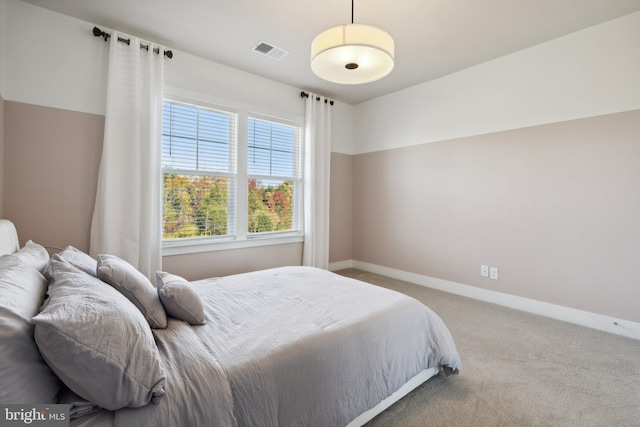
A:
[164,175,294,238]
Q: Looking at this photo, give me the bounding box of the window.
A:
[247,117,302,235]
[161,97,303,253]
[162,100,237,240]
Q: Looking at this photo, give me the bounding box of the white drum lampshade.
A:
[311,23,394,85]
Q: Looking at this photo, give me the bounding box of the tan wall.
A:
[329,152,353,263]
[353,109,640,323]
[2,101,348,277]
[0,95,4,217]
[4,101,104,251]
[163,243,303,281]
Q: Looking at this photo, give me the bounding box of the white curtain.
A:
[90,32,164,279]
[303,94,332,269]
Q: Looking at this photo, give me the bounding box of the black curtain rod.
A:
[93,27,173,59]
[300,91,334,105]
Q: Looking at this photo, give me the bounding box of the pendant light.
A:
[310,0,394,85]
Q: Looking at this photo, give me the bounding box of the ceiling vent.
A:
[252,41,289,60]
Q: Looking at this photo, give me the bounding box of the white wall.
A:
[1,0,355,152]
[354,11,640,154]
[164,52,354,154]
[0,0,7,98]
[165,51,304,119]
[330,101,354,155]
[3,0,304,117]
[3,0,108,115]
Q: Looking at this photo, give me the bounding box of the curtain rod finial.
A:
[93,26,110,42]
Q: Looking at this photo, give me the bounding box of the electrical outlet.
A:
[480,265,489,278]
[490,267,499,280]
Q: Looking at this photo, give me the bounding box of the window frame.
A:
[161,87,305,256]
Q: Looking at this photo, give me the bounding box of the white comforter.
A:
[96,267,460,427]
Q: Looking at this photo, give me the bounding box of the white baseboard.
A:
[332,259,640,341]
[328,260,354,271]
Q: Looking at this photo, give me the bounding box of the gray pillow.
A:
[0,240,50,272]
[44,246,97,280]
[156,271,206,325]
[0,266,61,404]
[33,259,166,410]
[96,254,167,329]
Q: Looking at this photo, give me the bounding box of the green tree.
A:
[163,174,229,238]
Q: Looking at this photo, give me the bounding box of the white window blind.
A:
[162,100,237,239]
[247,116,302,235]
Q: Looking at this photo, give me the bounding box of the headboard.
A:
[0,219,20,256]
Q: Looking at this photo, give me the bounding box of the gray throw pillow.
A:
[0,266,61,404]
[33,259,166,410]
[44,246,97,280]
[96,254,167,329]
[156,271,206,325]
[58,246,98,276]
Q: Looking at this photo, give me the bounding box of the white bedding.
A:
[0,220,460,427]
[105,266,460,426]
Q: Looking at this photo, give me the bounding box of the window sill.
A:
[162,234,304,257]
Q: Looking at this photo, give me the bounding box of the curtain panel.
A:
[303,94,331,269]
[90,32,164,279]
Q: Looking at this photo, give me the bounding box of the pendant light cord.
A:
[351,0,354,24]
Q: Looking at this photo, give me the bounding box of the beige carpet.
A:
[336,269,640,427]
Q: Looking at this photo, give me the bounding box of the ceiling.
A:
[21,0,640,105]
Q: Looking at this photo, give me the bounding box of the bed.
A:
[0,219,460,427]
